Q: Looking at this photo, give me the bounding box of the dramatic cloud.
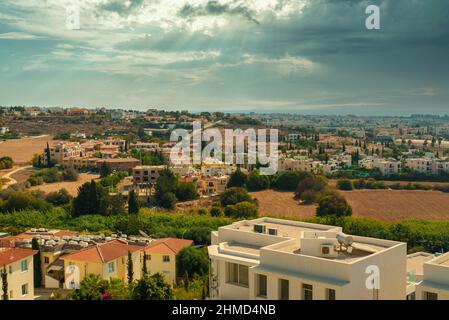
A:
[0,0,448,114]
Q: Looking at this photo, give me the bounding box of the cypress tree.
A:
[128,190,139,215]
[1,266,8,300]
[127,251,134,284]
[45,142,52,168]
[32,238,42,288]
[142,252,148,275]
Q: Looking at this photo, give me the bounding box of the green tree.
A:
[128,189,140,215]
[224,201,258,219]
[337,179,354,191]
[127,251,134,285]
[99,161,112,178]
[155,169,178,208]
[227,167,248,188]
[142,253,148,275]
[210,205,222,217]
[220,187,252,207]
[176,182,199,202]
[45,189,72,206]
[32,238,42,288]
[160,192,177,210]
[295,176,328,199]
[72,180,108,216]
[131,273,174,300]
[69,274,104,300]
[274,171,312,191]
[316,193,352,217]
[246,170,270,191]
[176,247,209,278]
[45,142,53,168]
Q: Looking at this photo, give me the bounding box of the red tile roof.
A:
[0,248,38,267]
[61,239,142,263]
[144,238,193,255]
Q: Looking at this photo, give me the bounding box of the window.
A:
[21,284,28,296]
[279,279,289,300]
[406,292,416,300]
[424,291,438,300]
[21,260,28,272]
[257,274,267,298]
[326,288,336,300]
[44,257,50,264]
[163,271,170,277]
[145,254,151,261]
[163,255,170,263]
[108,262,115,273]
[226,263,249,287]
[302,284,313,300]
[8,266,12,274]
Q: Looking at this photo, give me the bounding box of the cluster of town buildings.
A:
[2,217,448,300]
[208,217,449,300]
[0,229,192,300]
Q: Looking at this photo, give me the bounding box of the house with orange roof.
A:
[142,238,193,284]
[0,247,38,300]
[60,239,143,288]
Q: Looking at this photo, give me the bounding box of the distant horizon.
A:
[2,103,449,117]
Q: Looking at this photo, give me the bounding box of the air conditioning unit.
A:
[320,244,336,257]
[268,228,278,236]
[253,224,266,234]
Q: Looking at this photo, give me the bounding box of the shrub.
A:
[176,247,209,278]
[45,189,72,206]
[224,201,258,219]
[210,206,222,217]
[295,176,327,199]
[316,193,352,217]
[274,171,312,191]
[220,187,252,207]
[246,170,270,191]
[337,179,354,191]
[160,192,177,210]
[227,167,248,188]
[176,182,199,202]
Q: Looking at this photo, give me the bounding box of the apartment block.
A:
[132,165,166,187]
[0,248,37,300]
[61,239,143,288]
[208,217,406,300]
[142,238,192,285]
[406,158,449,175]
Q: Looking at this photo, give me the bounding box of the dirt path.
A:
[0,166,32,190]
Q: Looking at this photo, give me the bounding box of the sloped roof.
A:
[0,248,38,267]
[144,238,193,255]
[61,239,142,263]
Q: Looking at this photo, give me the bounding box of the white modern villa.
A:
[415,252,449,300]
[208,217,407,300]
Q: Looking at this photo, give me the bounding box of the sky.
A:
[0,0,448,115]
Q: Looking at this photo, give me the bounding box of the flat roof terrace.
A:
[274,240,387,263]
[230,218,340,240]
[428,252,449,267]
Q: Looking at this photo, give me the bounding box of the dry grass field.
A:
[343,189,449,221]
[252,189,449,222]
[250,190,316,218]
[0,136,53,164]
[29,173,99,196]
